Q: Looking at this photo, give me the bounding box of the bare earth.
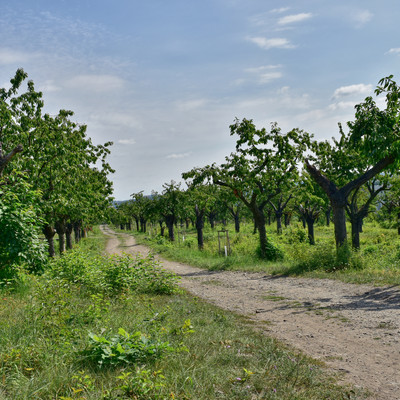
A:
[101,225,400,400]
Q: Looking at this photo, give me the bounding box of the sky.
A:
[1,0,400,200]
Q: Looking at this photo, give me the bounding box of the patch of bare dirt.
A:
[101,225,400,400]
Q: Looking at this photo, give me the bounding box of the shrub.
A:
[47,250,179,296]
[83,328,174,367]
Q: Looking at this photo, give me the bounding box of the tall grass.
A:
[127,219,400,285]
[0,227,364,399]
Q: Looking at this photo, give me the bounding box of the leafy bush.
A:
[47,249,179,296]
[283,226,307,244]
[256,239,284,261]
[83,328,174,367]
[0,175,47,278]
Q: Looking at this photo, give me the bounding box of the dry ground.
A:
[101,225,400,400]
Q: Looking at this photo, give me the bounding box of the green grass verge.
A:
[121,220,400,286]
[0,227,365,399]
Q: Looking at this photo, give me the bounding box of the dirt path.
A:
[101,226,400,400]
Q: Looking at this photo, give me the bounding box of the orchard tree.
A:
[0,70,114,256]
[306,77,400,250]
[295,173,326,245]
[184,118,311,259]
[159,181,183,242]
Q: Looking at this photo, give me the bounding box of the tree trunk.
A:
[165,215,175,241]
[234,214,240,233]
[351,218,361,250]
[325,207,331,226]
[275,211,283,234]
[332,204,347,248]
[55,220,66,254]
[196,218,204,250]
[306,217,315,245]
[134,217,140,231]
[66,223,73,250]
[267,210,272,226]
[73,221,81,243]
[43,225,56,257]
[398,212,400,235]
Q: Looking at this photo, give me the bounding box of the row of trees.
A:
[115,76,400,260]
[0,69,114,273]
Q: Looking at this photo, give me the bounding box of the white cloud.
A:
[41,80,61,93]
[65,74,124,92]
[278,13,313,25]
[0,47,32,65]
[328,101,357,111]
[117,139,136,145]
[175,99,208,111]
[352,10,373,27]
[166,152,192,159]
[247,36,295,50]
[89,112,142,131]
[387,48,400,55]
[270,7,290,14]
[245,65,283,83]
[332,83,372,99]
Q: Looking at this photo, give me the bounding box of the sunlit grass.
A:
[0,227,365,399]
[125,218,400,285]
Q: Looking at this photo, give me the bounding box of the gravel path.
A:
[101,226,400,400]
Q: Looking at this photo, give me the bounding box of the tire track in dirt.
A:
[101,226,400,400]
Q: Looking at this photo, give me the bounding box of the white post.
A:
[224,245,227,257]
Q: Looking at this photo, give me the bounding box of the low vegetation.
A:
[0,228,364,399]
[127,220,400,286]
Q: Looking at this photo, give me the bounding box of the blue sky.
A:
[1,0,400,199]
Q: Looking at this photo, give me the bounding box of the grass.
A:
[0,226,365,399]
[122,219,400,286]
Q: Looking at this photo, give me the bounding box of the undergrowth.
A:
[126,221,400,285]
[0,228,365,399]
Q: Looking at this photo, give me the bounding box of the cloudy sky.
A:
[1,0,400,199]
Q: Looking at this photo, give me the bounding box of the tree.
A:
[0,174,47,277]
[184,118,311,259]
[306,76,400,250]
[0,70,114,257]
[295,174,326,245]
[159,181,183,242]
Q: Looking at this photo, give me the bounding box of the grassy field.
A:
[0,227,364,399]
[126,219,400,286]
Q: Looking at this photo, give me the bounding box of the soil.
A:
[101,225,400,400]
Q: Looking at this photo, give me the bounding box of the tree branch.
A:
[0,143,23,176]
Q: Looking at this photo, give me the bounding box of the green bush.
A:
[0,175,47,278]
[83,328,174,367]
[47,249,179,296]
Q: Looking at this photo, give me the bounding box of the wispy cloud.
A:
[65,74,125,93]
[175,99,208,111]
[117,138,136,145]
[270,7,290,14]
[247,36,295,50]
[387,48,400,55]
[352,9,373,27]
[245,65,283,83]
[277,13,313,25]
[0,47,33,65]
[328,101,357,111]
[166,152,192,159]
[332,83,372,99]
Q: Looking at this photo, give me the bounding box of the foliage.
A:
[0,228,363,399]
[83,328,174,367]
[47,249,179,296]
[0,173,47,277]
